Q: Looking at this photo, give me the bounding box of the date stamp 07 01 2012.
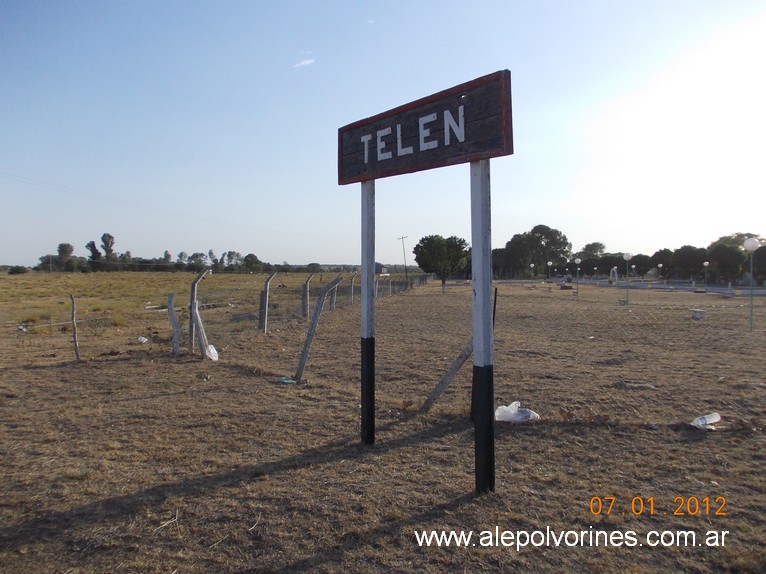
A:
[589,496,727,517]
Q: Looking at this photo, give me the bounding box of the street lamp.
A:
[657,263,663,280]
[744,237,760,332]
[703,261,709,290]
[574,257,581,295]
[593,266,597,280]
[623,253,632,305]
[547,261,552,280]
[530,263,535,279]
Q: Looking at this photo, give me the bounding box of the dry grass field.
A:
[1,272,764,573]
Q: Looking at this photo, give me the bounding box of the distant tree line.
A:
[413,225,766,285]
[28,233,357,275]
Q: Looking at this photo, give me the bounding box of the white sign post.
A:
[361,180,376,444]
[470,159,494,492]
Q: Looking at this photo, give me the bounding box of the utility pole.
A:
[397,235,409,280]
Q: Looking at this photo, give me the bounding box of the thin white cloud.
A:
[293,58,316,68]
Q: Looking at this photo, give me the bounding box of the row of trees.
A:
[32,233,342,275]
[413,226,766,285]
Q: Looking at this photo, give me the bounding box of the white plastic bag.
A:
[690,412,720,430]
[495,401,540,423]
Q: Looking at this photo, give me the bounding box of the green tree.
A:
[503,225,571,278]
[527,224,572,265]
[753,245,766,282]
[100,233,116,263]
[630,254,652,277]
[671,245,708,279]
[574,242,606,277]
[503,233,534,277]
[492,247,509,278]
[708,243,746,282]
[576,242,605,261]
[187,253,208,273]
[85,241,103,271]
[708,232,760,250]
[243,253,263,273]
[413,235,469,290]
[651,249,673,276]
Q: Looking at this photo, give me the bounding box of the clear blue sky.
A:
[2,0,765,268]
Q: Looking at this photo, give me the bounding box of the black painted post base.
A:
[473,364,495,493]
[361,337,375,445]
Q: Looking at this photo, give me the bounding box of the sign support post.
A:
[361,179,376,444]
[470,159,494,492]
[339,70,512,491]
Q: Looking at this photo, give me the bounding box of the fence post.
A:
[294,276,343,381]
[350,271,358,304]
[302,273,315,320]
[329,278,339,310]
[258,272,277,333]
[168,293,180,356]
[189,269,211,353]
[69,294,81,361]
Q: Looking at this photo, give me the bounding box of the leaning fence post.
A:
[294,276,343,382]
[421,339,473,412]
[258,272,277,333]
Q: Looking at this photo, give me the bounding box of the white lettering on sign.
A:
[444,106,465,145]
[361,134,372,163]
[359,105,464,164]
[419,113,438,151]
[376,127,393,161]
[396,124,413,156]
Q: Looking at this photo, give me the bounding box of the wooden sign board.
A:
[338,70,513,185]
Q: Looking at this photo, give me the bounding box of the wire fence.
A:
[1,275,764,412]
[0,272,430,368]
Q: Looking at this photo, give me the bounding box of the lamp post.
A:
[623,253,632,305]
[530,263,535,279]
[547,261,552,280]
[574,257,581,295]
[657,263,663,280]
[703,261,709,290]
[593,266,597,280]
[744,237,759,332]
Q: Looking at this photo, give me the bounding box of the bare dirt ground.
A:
[1,274,764,573]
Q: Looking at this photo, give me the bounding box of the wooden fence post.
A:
[69,294,81,361]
